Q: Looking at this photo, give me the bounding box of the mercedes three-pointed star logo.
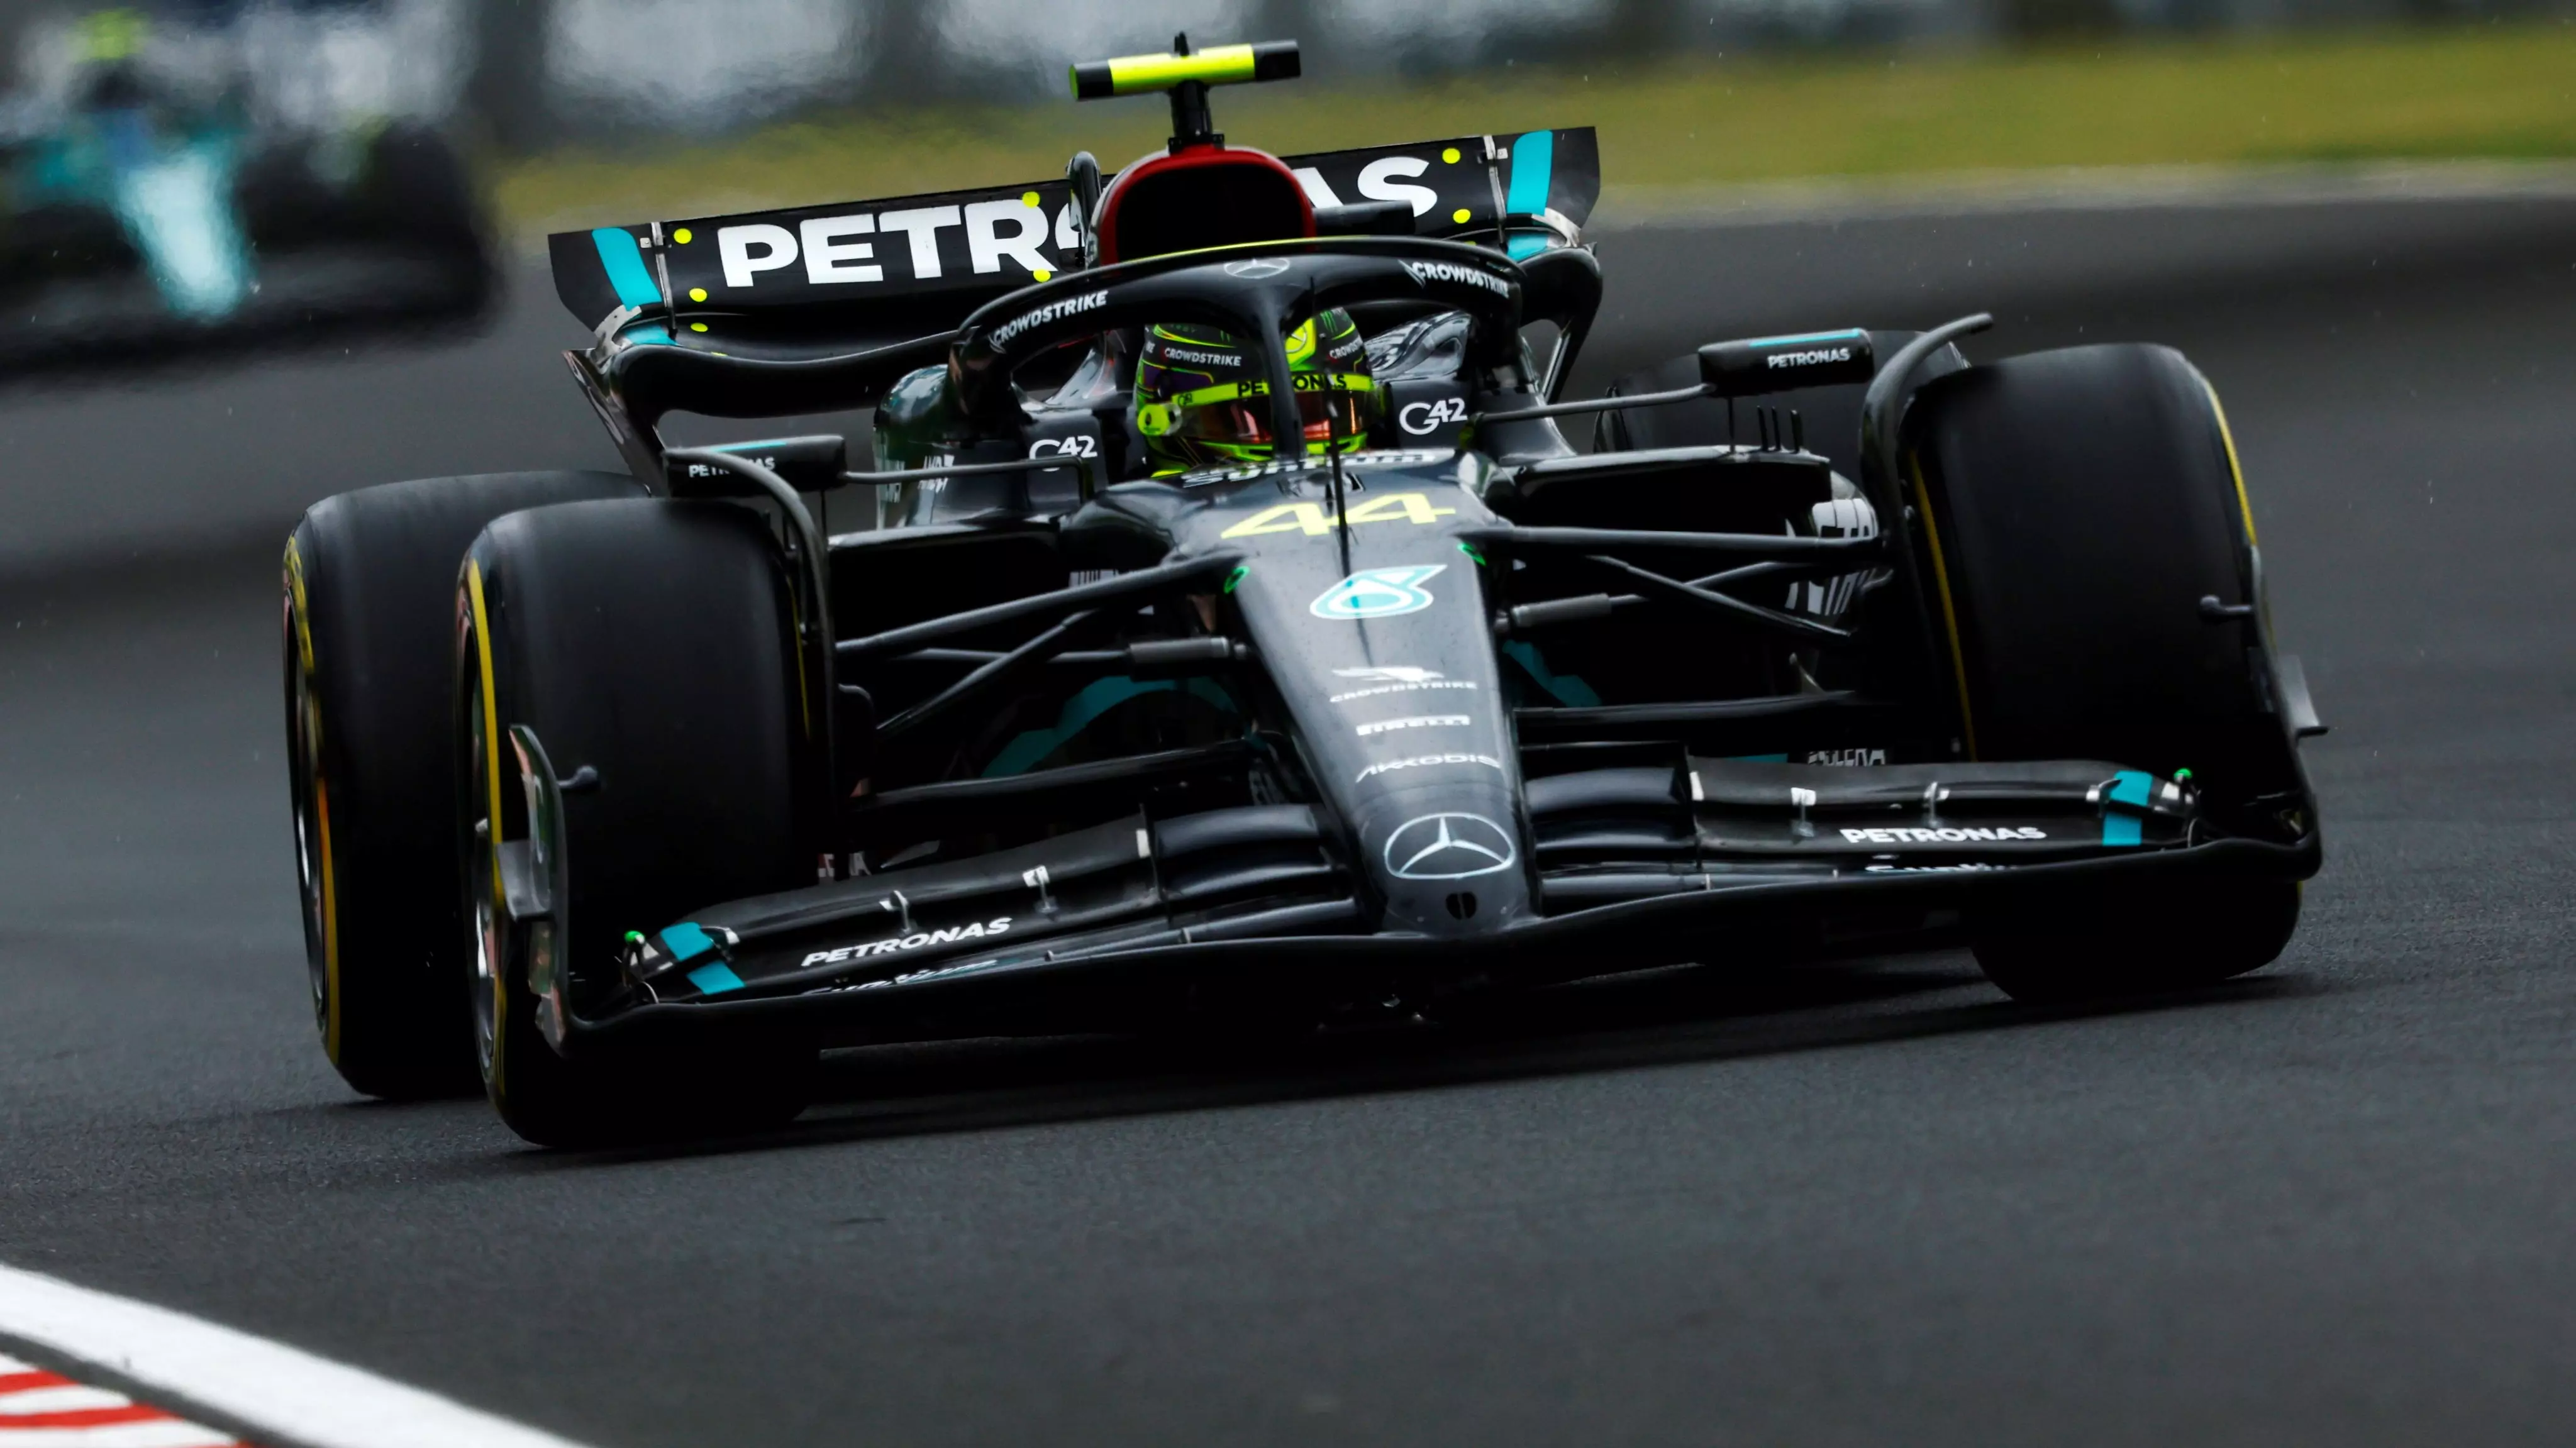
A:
[1383,812,1518,881]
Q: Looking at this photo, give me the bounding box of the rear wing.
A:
[549,128,1599,335]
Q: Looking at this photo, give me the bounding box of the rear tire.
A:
[458,498,818,1147]
[284,471,641,1098]
[1906,343,2304,1002]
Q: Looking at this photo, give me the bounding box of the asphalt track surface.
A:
[4,193,2575,1446]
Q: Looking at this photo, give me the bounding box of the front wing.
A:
[506,748,2320,1056]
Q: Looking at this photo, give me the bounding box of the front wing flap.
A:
[553,754,2304,1050]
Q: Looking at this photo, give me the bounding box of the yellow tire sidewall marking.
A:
[2199,375,2272,642]
[284,538,343,1062]
[283,537,314,672]
[2201,379,2258,548]
[316,778,340,1062]
[465,558,508,1099]
[1909,455,1980,761]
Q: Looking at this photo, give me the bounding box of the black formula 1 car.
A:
[282,39,2323,1145]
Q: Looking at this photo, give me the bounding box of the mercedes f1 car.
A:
[1,3,491,368]
[282,38,2324,1144]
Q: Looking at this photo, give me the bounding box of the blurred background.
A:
[0,0,2567,564]
[3,0,2569,248]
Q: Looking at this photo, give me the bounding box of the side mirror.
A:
[1314,200,1413,237]
[1520,246,1603,402]
[1698,329,1875,397]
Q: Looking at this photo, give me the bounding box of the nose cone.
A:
[1354,783,1531,937]
[1171,456,1531,939]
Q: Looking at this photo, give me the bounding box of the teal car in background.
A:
[0,3,491,370]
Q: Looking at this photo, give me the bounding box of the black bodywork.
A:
[514,140,2321,1058]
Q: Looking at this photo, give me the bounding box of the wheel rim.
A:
[472,868,502,1088]
[461,651,505,1090]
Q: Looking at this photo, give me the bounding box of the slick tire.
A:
[458,498,817,1147]
[1905,343,2302,1001]
[285,471,643,1099]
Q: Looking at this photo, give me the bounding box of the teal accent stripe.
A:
[1502,131,1557,261]
[985,677,1173,778]
[981,676,1241,778]
[686,962,745,996]
[625,324,673,347]
[591,227,660,309]
[1506,130,1555,217]
[660,922,715,962]
[2102,770,2153,848]
[1501,640,1601,708]
[1744,328,1868,348]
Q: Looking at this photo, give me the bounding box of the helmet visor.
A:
[1174,381,1379,448]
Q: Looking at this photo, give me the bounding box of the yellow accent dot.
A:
[1452,208,1472,224]
[1441,147,1461,163]
[1021,191,1041,208]
[672,228,692,245]
[689,287,708,302]
[1032,268,1052,282]
[690,323,709,333]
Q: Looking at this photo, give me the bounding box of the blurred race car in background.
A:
[0,1,492,368]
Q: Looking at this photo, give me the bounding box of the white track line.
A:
[1,1350,240,1447]
[0,1264,596,1448]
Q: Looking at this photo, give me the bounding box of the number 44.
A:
[1221,491,1458,539]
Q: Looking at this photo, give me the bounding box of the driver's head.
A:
[1132,309,1379,476]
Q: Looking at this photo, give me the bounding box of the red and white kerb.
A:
[0,1352,245,1447]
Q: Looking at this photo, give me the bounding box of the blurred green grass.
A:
[499,21,2576,234]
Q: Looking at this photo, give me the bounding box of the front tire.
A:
[1970,879,2300,1004]
[1906,343,2307,1002]
[284,471,641,1098]
[458,498,818,1146]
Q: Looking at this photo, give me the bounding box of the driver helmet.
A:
[1132,309,1380,475]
